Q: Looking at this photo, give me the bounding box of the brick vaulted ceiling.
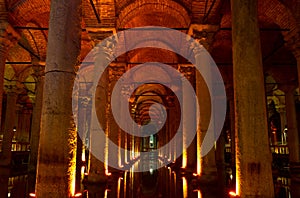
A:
[3,0,300,106]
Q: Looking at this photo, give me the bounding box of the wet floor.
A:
[83,159,227,198]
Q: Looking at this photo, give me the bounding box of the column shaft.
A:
[231,0,274,196]
[27,64,44,194]
[35,0,81,197]
[0,91,17,198]
[0,23,19,127]
[1,91,18,164]
[285,89,300,198]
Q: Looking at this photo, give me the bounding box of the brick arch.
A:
[260,0,299,40]
[260,0,295,29]
[128,48,179,64]
[7,0,50,26]
[117,0,190,28]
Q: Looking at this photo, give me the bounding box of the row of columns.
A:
[0,1,300,198]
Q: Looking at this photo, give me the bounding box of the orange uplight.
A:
[74,193,82,197]
[29,193,36,197]
[229,191,239,197]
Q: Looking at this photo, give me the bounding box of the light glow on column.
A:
[182,177,188,198]
[182,142,187,168]
[118,131,123,168]
[197,129,202,175]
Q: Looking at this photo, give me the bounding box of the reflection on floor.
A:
[83,159,219,198]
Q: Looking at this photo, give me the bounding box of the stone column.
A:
[196,68,218,185]
[35,0,82,197]
[75,94,91,193]
[282,86,300,198]
[189,25,219,181]
[179,65,196,170]
[283,23,300,198]
[27,60,45,195]
[231,0,274,197]
[108,65,125,173]
[227,87,236,187]
[0,23,19,126]
[0,88,18,198]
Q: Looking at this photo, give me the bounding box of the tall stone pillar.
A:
[189,25,219,183]
[0,88,18,198]
[227,87,236,187]
[35,0,82,197]
[179,65,196,170]
[0,23,19,126]
[27,60,45,195]
[108,65,125,173]
[196,68,218,187]
[282,86,300,198]
[283,24,300,198]
[231,0,274,197]
[76,95,91,191]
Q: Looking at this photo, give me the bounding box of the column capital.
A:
[179,64,195,82]
[108,64,125,82]
[79,96,92,108]
[188,24,219,51]
[32,59,46,78]
[0,22,20,52]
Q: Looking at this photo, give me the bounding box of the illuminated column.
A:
[196,70,218,180]
[1,88,18,163]
[0,87,18,198]
[179,65,196,170]
[27,60,45,194]
[89,67,108,183]
[76,95,91,192]
[0,22,19,126]
[281,23,300,198]
[282,85,300,197]
[108,65,125,173]
[231,0,274,197]
[228,87,236,182]
[189,25,219,178]
[35,0,81,196]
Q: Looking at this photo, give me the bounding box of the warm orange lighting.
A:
[105,134,109,175]
[105,171,112,176]
[197,190,202,198]
[81,150,85,162]
[104,189,109,198]
[182,177,188,198]
[182,144,187,168]
[117,177,122,198]
[229,191,240,197]
[124,136,128,164]
[192,189,202,198]
[29,193,36,197]
[124,171,127,196]
[118,130,122,168]
[131,135,135,160]
[193,173,199,177]
[196,128,202,175]
[74,193,82,197]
